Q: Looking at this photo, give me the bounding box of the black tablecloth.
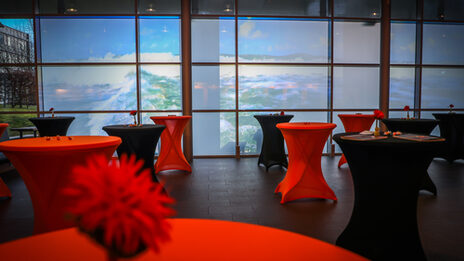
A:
[29,117,75,137]
[254,114,294,171]
[382,118,438,135]
[433,113,464,163]
[333,133,444,261]
[102,124,165,183]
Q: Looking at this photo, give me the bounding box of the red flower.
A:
[49,107,54,111]
[403,105,410,111]
[280,111,285,115]
[130,110,137,116]
[449,104,454,108]
[373,109,384,119]
[63,154,175,257]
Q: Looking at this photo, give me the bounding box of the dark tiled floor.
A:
[1,157,463,260]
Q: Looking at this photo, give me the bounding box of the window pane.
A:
[423,23,464,65]
[0,67,37,111]
[39,17,135,63]
[334,0,381,18]
[0,114,36,137]
[193,112,235,156]
[0,19,34,63]
[391,22,416,64]
[424,0,464,21]
[333,66,379,109]
[0,0,32,14]
[140,65,181,110]
[192,65,235,110]
[238,18,328,63]
[139,17,180,62]
[389,67,415,109]
[138,0,180,14]
[192,0,235,15]
[391,0,417,19]
[334,21,380,63]
[40,66,137,111]
[422,68,464,108]
[38,0,135,14]
[192,18,235,63]
[239,65,328,109]
[55,113,134,135]
[238,0,329,17]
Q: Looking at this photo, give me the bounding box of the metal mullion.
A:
[36,62,137,66]
[191,14,235,19]
[32,0,40,116]
[416,0,424,119]
[135,0,141,124]
[234,0,240,159]
[329,0,334,155]
[191,62,235,66]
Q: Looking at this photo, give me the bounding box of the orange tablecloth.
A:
[0,218,368,261]
[0,123,10,198]
[337,114,375,168]
[0,136,121,234]
[150,116,192,173]
[276,123,337,203]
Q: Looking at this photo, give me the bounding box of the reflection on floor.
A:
[1,157,463,261]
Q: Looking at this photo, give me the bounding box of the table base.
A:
[258,155,288,171]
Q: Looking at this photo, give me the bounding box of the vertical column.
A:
[181,0,193,162]
[380,0,391,126]
[414,0,423,119]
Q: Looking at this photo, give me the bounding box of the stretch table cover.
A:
[103,124,165,182]
[433,113,464,163]
[276,122,337,203]
[150,116,191,173]
[0,136,121,234]
[381,118,438,135]
[254,114,294,171]
[333,133,444,261]
[29,117,75,137]
[0,219,368,261]
[0,123,10,198]
[337,114,375,168]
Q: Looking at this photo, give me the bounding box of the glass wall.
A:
[1,0,463,156]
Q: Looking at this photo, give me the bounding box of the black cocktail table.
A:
[254,114,294,171]
[433,113,464,163]
[333,133,444,261]
[102,124,165,182]
[381,118,438,135]
[29,117,75,137]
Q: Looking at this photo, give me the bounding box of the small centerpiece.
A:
[449,104,454,113]
[63,154,175,261]
[49,107,55,118]
[280,111,285,115]
[373,109,384,137]
[403,105,410,119]
[130,110,138,126]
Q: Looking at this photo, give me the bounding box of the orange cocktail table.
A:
[276,122,337,204]
[0,123,10,198]
[0,136,121,234]
[337,114,375,168]
[0,219,368,261]
[150,116,192,173]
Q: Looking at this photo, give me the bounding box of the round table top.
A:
[254,114,294,118]
[0,219,367,261]
[338,114,375,119]
[333,132,444,149]
[103,124,165,132]
[0,136,121,152]
[277,122,337,130]
[150,115,192,120]
[29,116,75,121]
